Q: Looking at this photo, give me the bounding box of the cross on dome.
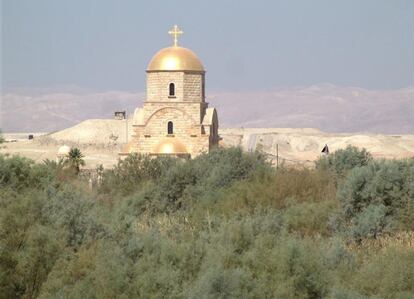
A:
[168,25,183,47]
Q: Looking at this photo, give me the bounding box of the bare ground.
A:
[2,119,413,169]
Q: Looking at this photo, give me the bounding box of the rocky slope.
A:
[2,84,413,134]
[3,120,411,169]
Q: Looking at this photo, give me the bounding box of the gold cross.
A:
[168,25,183,47]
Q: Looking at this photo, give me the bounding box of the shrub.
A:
[316,145,372,179]
[211,166,336,219]
[193,147,270,190]
[188,266,254,299]
[283,199,337,237]
[0,155,45,190]
[43,184,108,248]
[0,189,65,299]
[149,147,272,213]
[327,288,369,299]
[2,148,414,298]
[335,159,414,239]
[99,154,177,196]
[351,248,414,297]
[350,204,391,241]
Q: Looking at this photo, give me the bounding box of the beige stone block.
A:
[129,70,218,158]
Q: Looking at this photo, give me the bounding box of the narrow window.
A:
[169,83,175,96]
[168,121,173,134]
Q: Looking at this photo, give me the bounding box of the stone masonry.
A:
[128,69,218,158]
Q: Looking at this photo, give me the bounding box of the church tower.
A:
[128,25,219,158]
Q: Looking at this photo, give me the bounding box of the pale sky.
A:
[2,0,414,92]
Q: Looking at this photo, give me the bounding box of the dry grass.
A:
[133,212,196,236]
[348,231,414,252]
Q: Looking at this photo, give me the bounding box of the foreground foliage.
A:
[0,147,413,298]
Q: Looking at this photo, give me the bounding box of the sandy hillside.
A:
[220,128,414,166]
[1,139,122,170]
[1,120,129,168]
[49,119,133,144]
[1,119,413,169]
[3,85,414,134]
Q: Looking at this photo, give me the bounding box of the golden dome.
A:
[153,138,188,155]
[147,46,204,72]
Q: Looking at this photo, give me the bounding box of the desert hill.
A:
[2,119,413,169]
[2,84,414,134]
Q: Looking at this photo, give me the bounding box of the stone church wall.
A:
[127,52,217,158]
[131,105,211,157]
[183,73,203,102]
[147,72,184,102]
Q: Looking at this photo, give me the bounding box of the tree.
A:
[67,148,85,174]
[0,155,36,190]
[43,159,66,175]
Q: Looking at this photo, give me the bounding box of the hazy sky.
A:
[2,0,414,92]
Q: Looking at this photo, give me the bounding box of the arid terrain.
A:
[2,84,414,134]
[2,84,413,168]
[2,119,413,169]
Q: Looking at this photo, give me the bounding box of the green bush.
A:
[351,248,414,297]
[350,204,391,241]
[188,266,254,299]
[283,199,336,236]
[316,145,372,179]
[0,189,65,298]
[335,159,414,239]
[1,148,414,298]
[0,155,53,190]
[115,147,272,214]
[99,154,177,196]
[208,166,336,222]
[43,184,109,248]
[327,288,369,299]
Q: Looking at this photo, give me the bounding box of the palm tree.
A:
[43,158,65,171]
[67,147,85,174]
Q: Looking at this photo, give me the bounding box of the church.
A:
[125,25,219,158]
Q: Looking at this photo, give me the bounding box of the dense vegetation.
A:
[1,146,413,298]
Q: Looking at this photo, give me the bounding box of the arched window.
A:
[168,121,173,134]
[169,83,175,96]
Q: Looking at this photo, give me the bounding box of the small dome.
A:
[147,46,204,72]
[153,138,188,155]
[57,145,71,156]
